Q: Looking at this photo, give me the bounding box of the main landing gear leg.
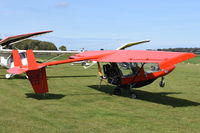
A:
[159,77,165,87]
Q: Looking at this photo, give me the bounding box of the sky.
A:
[0,0,200,50]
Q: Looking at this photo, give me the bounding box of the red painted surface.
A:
[121,65,175,85]
[26,50,38,70]
[7,49,196,94]
[12,50,22,67]
[26,67,48,93]
[73,50,195,64]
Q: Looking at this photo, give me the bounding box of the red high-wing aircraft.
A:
[7,49,195,98]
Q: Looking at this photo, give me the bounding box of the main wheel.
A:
[130,92,137,99]
[113,87,121,96]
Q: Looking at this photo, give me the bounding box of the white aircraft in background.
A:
[0,30,80,78]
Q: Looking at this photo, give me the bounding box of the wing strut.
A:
[97,62,103,78]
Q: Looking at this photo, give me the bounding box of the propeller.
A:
[116,40,150,50]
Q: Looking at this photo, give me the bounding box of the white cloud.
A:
[55,2,69,8]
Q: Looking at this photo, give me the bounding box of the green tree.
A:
[59,45,67,51]
[11,39,57,50]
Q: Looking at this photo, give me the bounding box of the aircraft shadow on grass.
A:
[0,75,27,79]
[47,75,97,79]
[88,85,200,107]
[25,92,105,100]
[0,75,96,79]
[25,93,65,100]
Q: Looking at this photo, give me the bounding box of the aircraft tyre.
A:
[113,87,121,96]
[5,74,12,79]
[81,62,86,66]
[159,80,165,87]
[130,92,137,99]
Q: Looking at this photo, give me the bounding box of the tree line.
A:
[10,39,67,51]
[157,48,200,54]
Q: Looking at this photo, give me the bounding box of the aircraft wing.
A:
[0,30,52,48]
[66,50,196,68]
[8,50,196,73]
[116,40,150,50]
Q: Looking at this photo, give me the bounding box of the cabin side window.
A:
[143,63,160,73]
[117,62,160,77]
[117,63,141,77]
[7,55,13,68]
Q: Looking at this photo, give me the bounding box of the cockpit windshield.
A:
[117,62,160,77]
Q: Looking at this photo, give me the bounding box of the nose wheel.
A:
[159,77,165,87]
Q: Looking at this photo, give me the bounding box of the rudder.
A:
[26,67,48,94]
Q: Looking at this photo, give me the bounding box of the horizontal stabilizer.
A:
[7,67,27,74]
[26,67,48,94]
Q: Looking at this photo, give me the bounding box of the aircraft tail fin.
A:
[26,67,48,94]
[7,50,26,74]
[12,50,23,67]
[7,50,49,93]
[25,50,48,93]
[26,50,38,70]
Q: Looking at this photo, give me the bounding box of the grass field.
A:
[0,57,200,133]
